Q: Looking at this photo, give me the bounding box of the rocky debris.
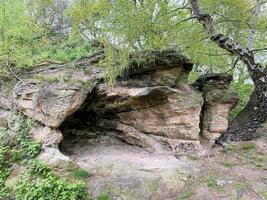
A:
[194,74,238,143]
[37,147,70,165]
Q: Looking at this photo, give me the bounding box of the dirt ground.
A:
[61,133,267,200]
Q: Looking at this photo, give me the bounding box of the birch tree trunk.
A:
[189,0,267,143]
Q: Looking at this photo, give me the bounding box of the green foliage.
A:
[0,113,91,200]
[204,175,219,189]
[0,113,41,199]
[67,0,192,84]
[9,113,41,158]
[187,155,198,161]
[177,191,194,200]
[0,0,96,79]
[229,83,254,119]
[240,143,256,151]
[14,160,88,200]
[97,192,113,200]
[37,38,98,63]
[72,168,91,180]
[67,0,266,84]
[220,161,237,168]
[0,0,44,74]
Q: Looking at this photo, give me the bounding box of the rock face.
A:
[0,51,238,155]
[58,51,206,155]
[12,62,102,128]
[86,85,203,154]
[193,74,238,143]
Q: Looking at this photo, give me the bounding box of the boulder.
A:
[13,80,95,128]
[31,124,63,147]
[37,147,70,165]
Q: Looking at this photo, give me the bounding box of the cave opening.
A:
[58,86,156,161]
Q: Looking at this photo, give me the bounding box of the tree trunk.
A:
[189,0,267,143]
[219,74,267,142]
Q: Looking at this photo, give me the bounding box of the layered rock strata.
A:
[0,50,239,162]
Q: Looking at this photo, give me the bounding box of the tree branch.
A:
[225,57,240,73]
[189,0,265,84]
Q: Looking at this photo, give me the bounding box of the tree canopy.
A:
[66,0,267,83]
[0,0,266,83]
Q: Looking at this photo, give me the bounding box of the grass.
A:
[225,143,256,154]
[251,154,267,162]
[204,176,218,189]
[254,163,263,168]
[240,143,256,151]
[224,145,238,152]
[188,155,198,161]
[261,191,267,199]
[220,162,236,168]
[71,168,91,179]
[233,182,245,190]
[97,192,113,200]
[177,191,194,200]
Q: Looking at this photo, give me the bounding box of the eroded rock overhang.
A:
[0,50,239,165]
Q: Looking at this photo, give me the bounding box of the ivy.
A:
[0,113,41,199]
[0,112,92,200]
[14,160,88,200]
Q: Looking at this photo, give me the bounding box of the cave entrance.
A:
[58,85,183,170]
[58,87,157,163]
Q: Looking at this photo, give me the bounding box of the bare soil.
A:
[61,134,267,200]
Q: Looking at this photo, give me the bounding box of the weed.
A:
[97,192,113,200]
[240,143,256,151]
[14,160,88,200]
[233,182,245,190]
[188,155,198,161]
[177,191,194,200]
[254,163,263,168]
[221,162,236,168]
[203,175,225,191]
[225,145,238,153]
[251,154,266,162]
[72,168,91,179]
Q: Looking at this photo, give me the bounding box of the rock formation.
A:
[0,50,239,198]
[193,74,239,144]
[0,50,239,158]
